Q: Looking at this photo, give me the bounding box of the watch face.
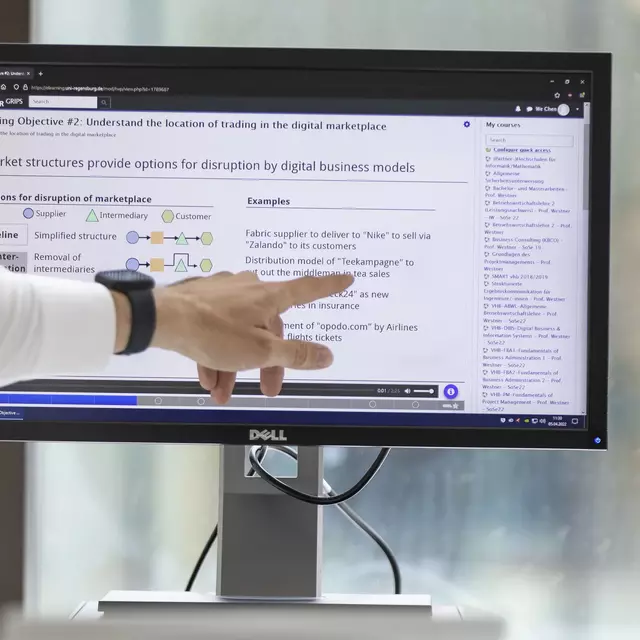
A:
[95,270,155,292]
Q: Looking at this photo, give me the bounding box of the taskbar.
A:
[0,405,587,430]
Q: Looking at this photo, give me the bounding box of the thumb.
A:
[266,338,335,370]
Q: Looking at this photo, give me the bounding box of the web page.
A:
[0,100,589,427]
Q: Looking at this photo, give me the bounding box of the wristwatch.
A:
[95,270,156,355]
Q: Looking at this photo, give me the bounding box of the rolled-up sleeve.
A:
[0,268,115,388]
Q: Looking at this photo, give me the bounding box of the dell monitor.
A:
[0,47,610,451]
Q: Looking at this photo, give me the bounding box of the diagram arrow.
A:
[139,261,150,267]
[164,236,179,240]
[142,235,151,240]
[185,236,200,241]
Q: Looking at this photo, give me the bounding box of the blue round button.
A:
[594,437,602,445]
[443,384,459,400]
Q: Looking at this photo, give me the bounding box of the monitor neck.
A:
[217,445,323,598]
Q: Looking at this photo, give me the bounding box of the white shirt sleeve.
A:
[0,267,116,388]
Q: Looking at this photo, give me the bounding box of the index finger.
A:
[271,273,354,312]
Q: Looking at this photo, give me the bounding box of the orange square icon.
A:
[150,258,165,272]
[150,231,164,244]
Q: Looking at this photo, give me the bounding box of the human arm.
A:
[0,267,118,388]
[0,268,353,400]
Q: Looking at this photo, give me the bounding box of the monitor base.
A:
[98,590,432,614]
[93,592,506,638]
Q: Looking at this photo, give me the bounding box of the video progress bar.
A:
[0,395,464,412]
[4,380,440,398]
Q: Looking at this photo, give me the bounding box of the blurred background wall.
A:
[11,2,640,639]
[0,0,29,43]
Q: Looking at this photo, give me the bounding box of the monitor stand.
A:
[98,445,432,615]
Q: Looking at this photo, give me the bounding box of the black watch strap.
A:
[119,289,157,355]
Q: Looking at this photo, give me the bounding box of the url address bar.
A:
[29,95,97,109]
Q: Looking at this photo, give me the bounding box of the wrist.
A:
[111,292,132,354]
[151,288,186,353]
[112,284,188,355]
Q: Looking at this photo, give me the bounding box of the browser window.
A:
[0,64,593,432]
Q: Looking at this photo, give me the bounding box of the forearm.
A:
[0,269,119,388]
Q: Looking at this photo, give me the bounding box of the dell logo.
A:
[249,429,287,442]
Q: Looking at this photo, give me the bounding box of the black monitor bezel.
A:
[0,45,611,450]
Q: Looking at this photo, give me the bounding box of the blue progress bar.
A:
[0,394,136,406]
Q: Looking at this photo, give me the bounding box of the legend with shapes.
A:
[125,209,214,273]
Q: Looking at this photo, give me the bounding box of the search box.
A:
[485,134,574,148]
[29,96,97,109]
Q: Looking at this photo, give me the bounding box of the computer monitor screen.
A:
[0,47,611,449]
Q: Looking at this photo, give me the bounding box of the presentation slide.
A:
[0,109,589,414]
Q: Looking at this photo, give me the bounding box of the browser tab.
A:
[0,67,34,80]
